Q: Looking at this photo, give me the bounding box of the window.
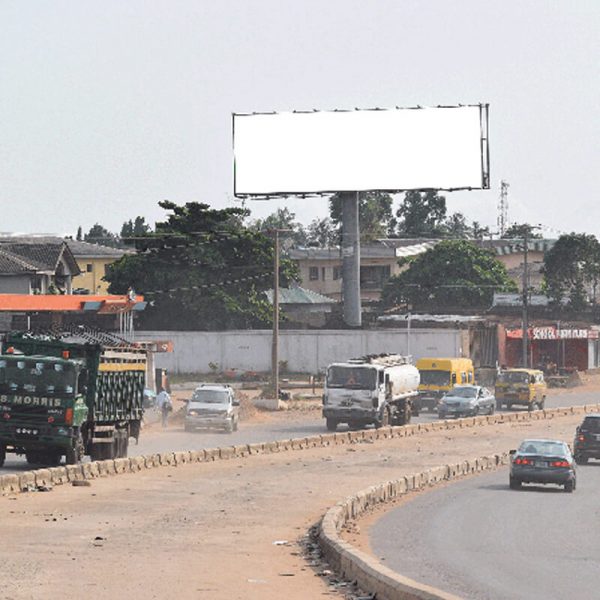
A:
[86,263,93,273]
[333,266,342,280]
[321,267,326,281]
[360,265,392,289]
[309,266,319,281]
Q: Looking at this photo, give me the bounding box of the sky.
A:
[1,1,598,238]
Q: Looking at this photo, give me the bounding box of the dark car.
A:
[509,438,576,493]
[573,414,600,464]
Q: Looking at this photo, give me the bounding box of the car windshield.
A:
[518,440,568,456]
[498,371,530,384]
[327,366,376,390]
[448,387,477,398]
[419,370,450,386]
[191,389,229,404]
[581,417,600,433]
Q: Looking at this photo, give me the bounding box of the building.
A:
[0,235,129,295]
[289,240,437,303]
[65,239,128,294]
[0,239,80,294]
[265,285,337,327]
[290,238,558,303]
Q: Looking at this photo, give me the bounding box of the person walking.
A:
[156,388,172,428]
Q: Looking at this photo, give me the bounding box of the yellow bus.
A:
[415,357,475,414]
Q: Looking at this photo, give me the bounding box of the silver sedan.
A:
[437,385,496,418]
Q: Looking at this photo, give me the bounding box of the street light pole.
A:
[522,229,529,368]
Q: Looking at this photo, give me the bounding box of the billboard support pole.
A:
[341,191,361,327]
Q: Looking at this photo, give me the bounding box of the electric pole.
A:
[522,228,529,368]
[269,228,291,401]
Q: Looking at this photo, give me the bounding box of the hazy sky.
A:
[1,1,598,237]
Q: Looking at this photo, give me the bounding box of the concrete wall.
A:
[137,328,465,374]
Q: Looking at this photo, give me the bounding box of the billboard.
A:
[233,104,489,197]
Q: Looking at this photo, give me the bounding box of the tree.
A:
[382,240,517,311]
[396,191,447,237]
[76,226,83,241]
[502,223,542,240]
[442,212,471,239]
[106,201,298,330]
[121,216,152,240]
[471,221,491,240]
[305,217,339,247]
[542,233,600,309]
[84,224,119,247]
[329,192,394,241]
[250,207,307,246]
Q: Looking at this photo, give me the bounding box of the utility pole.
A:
[269,228,291,401]
[522,228,529,368]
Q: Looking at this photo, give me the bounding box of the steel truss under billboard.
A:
[233,104,489,197]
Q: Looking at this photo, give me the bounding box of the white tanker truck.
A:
[322,354,420,431]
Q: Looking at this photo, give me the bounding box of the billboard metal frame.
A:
[232,103,490,199]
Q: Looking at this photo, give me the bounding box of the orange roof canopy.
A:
[0,294,144,312]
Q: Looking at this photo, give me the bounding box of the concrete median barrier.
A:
[1,403,599,500]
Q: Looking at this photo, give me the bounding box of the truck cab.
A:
[0,353,89,467]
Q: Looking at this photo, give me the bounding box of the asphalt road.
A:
[1,388,598,474]
[370,463,600,600]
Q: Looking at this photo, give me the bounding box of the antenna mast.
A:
[497,180,509,236]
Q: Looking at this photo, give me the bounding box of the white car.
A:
[437,385,495,419]
[184,384,239,433]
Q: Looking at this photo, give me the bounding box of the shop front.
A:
[503,326,600,371]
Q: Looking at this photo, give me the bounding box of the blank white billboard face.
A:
[233,105,489,196]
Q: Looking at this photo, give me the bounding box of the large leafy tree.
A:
[382,240,517,310]
[396,191,447,237]
[542,233,600,309]
[329,192,395,241]
[106,201,298,330]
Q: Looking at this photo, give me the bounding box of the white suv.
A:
[184,384,239,433]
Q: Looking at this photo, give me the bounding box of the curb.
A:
[1,403,597,497]
[318,453,509,600]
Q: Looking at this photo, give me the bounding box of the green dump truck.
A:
[0,331,146,467]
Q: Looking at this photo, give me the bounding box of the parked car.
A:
[509,438,576,492]
[437,385,495,419]
[573,414,600,464]
[184,384,239,433]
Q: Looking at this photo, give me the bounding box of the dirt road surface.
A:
[1,410,586,600]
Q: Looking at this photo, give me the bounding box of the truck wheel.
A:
[325,418,338,432]
[0,446,5,467]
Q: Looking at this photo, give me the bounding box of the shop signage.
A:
[507,327,594,340]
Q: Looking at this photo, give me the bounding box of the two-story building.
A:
[65,239,128,294]
[289,240,437,302]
